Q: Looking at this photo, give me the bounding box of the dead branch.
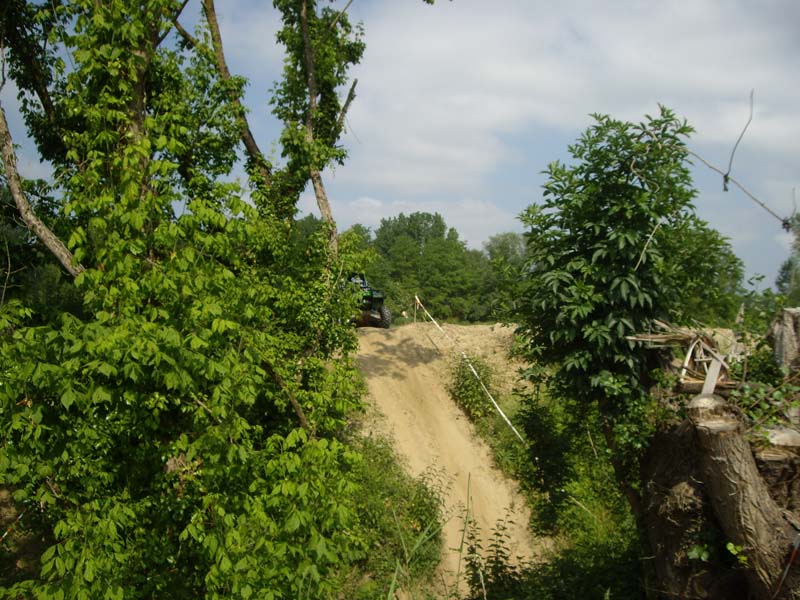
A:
[335,77,357,137]
[686,146,785,225]
[639,121,787,228]
[1,239,11,306]
[633,218,663,271]
[0,102,83,277]
[328,0,354,33]
[157,0,191,47]
[173,17,200,48]
[724,89,754,190]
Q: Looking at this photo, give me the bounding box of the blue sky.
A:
[3,0,798,285]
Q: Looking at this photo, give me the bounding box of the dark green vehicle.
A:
[349,273,391,328]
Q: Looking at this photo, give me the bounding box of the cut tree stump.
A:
[688,394,800,599]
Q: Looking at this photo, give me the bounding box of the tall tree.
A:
[516,108,795,598]
[0,1,379,597]
[776,216,800,305]
[483,231,527,318]
[369,211,492,321]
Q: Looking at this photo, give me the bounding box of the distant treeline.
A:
[293,211,527,322]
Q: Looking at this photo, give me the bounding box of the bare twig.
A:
[634,219,663,271]
[193,396,222,424]
[724,89,754,190]
[686,147,787,226]
[0,40,6,94]
[0,102,84,277]
[568,493,599,522]
[0,509,26,546]
[638,124,789,230]
[1,239,11,306]
[586,427,599,460]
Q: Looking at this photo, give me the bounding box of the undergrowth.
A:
[451,344,645,599]
[447,353,495,420]
[339,436,443,599]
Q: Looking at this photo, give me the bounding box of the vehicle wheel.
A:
[379,306,392,329]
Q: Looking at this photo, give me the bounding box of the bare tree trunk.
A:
[198,0,272,187]
[641,424,749,599]
[300,0,338,258]
[688,394,800,599]
[0,102,83,278]
[173,0,272,186]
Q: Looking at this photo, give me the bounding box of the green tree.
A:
[369,211,492,321]
[483,231,527,319]
[776,215,800,305]
[515,107,746,591]
[0,0,406,597]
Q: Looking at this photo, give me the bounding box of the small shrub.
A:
[447,354,495,421]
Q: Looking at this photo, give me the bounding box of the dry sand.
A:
[356,322,536,595]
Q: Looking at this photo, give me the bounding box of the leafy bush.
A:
[447,354,496,421]
[0,1,387,597]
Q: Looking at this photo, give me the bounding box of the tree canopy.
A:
[0,1,409,597]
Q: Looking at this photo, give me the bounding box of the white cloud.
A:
[333,0,798,198]
[1,0,796,281]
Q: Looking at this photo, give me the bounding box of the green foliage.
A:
[265,0,365,214]
[725,542,749,568]
[464,515,529,599]
[360,212,497,322]
[0,0,409,597]
[340,437,442,599]
[342,214,526,323]
[776,214,800,306]
[508,107,747,598]
[0,180,83,322]
[446,353,495,421]
[339,223,378,275]
[740,275,786,335]
[517,106,743,470]
[463,388,644,600]
[483,232,528,319]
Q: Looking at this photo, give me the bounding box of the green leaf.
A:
[60,388,76,409]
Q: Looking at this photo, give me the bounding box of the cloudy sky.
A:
[3,0,798,284]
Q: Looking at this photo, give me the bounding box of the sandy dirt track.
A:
[356,322,535,594]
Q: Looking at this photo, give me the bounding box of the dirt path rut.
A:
[356,322,535,594]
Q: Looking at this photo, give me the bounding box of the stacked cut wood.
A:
[628,320,742,394]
